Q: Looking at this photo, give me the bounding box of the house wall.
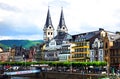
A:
[0,52,10,62]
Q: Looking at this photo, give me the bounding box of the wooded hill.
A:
[0,40,43,49]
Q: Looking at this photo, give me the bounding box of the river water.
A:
[11,77,40,79]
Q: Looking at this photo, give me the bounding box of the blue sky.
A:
[0,0,120,40]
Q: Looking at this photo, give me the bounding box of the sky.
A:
[0,0,120,40]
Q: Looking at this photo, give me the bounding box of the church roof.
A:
[54,32,71,45]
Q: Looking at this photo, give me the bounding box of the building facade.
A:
[71,34,90,62]
[110,38,120,69]
[0,47,10,62]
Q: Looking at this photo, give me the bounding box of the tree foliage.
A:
[0,61,107,67]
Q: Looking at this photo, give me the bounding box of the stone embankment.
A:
[40,71,106,79]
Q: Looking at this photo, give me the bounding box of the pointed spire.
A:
[58,7,66,28]
[44,6,53,28]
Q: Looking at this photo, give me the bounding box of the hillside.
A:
[0,40,44,49]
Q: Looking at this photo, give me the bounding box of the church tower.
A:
[57,7,68,34]
[43,8,54,42]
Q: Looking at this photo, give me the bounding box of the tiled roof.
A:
[81,31,99,40]
[72,31,100,42]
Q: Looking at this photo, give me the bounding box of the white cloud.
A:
[0,0,120,40]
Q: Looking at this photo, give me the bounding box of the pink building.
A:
[0,52,10,62]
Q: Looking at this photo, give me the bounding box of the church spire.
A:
[43,7,54,42]
[44,7,53,28]
[58,7,66,28]
[57,7,68,34]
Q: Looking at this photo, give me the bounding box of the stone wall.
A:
[11,71,106,79]
[41,72,106,79]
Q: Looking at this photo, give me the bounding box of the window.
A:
[51,32,52,35]
[49,27,51,29]
[115,58,117,63]
[48,32,50,35]
[100,42,103,47]
[105,42,108,48]
[119,58,120,63]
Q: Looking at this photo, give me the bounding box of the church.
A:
[43,8,72,61]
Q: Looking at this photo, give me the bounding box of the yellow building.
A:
[71,32,91,62]
[71,40,89,62]
[71,28,107,62]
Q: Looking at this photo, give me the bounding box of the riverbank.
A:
[41,71,107,79]
[7,71,104,79]
[5,71,120,79]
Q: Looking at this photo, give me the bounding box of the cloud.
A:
[0,0,120,40]
[0,2,20,12]
[64,0,120,34]
[0,21,43,36]
[48,0,70,8]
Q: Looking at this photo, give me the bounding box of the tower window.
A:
[48,32,50,35]
[49,27,51,29]
[51,32,52,35]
